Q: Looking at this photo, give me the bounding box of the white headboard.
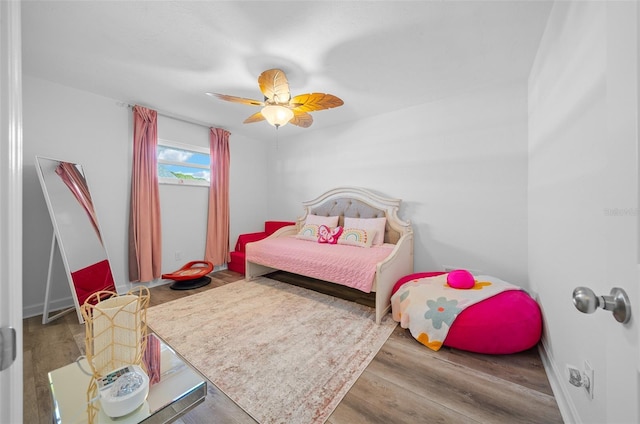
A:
[297,187,412,244]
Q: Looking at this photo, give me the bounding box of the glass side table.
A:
[48,334,207,423]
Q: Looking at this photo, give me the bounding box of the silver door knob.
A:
[0,327,16,371]
[572,286,631,324]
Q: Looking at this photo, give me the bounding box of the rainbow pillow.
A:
[337,228,375,248]
[343,217,386,246]
[295,224,320,241]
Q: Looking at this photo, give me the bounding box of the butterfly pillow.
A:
[318,225,343,244]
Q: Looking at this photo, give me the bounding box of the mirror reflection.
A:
[35,156,116,323]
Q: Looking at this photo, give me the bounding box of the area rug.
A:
[145,277,397,424]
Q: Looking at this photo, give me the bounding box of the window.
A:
[157,140,210,186]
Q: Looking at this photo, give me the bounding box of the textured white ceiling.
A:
[21,1,553,140]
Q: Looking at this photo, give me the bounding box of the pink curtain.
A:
[55,162,102,244]
[205,127,231,265]
[128,105,162,282]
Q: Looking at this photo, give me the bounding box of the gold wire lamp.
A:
[80,286,150,423]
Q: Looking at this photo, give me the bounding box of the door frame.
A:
[0,1,23,423]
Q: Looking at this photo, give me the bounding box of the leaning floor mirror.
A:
[35,156,116,324]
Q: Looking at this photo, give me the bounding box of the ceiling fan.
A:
[207,68,343,129]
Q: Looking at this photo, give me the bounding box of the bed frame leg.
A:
[375,303,392,325]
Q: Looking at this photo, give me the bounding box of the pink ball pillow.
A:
[447,269,475,289]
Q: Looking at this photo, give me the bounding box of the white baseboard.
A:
[538,336,579,424]
[23,296,74,320]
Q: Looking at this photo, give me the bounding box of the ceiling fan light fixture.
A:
[261,105,294,128]
[210,68,343,129]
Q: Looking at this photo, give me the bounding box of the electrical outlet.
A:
[174,251,182,261]
[566,362,594,400]
[584,360,594,399]
[566,364,582,386]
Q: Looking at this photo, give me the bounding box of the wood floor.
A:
[23,270,564,424]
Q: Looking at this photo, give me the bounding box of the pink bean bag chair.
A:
[392,272,542,354]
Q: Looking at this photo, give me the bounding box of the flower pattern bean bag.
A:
[391,272,542,354]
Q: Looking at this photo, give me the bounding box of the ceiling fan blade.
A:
[289,110,313,128]
[290,93,344,112]
[206,93,264,106]
[243,111,266,124]
[258,69,291,104]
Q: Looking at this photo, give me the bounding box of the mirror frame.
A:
[35,155,115,324]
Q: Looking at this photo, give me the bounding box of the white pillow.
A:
[304,214,339,227]
[343,217,386,246]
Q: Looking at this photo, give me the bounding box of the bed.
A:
[245,187,414,324]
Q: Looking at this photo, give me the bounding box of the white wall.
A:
[269,80,530,287]
[22,76,268,318]
[22,76,131,316]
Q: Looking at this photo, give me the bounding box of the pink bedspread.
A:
[246,236,394,292]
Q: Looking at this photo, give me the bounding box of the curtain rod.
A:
[117,101,228,132]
